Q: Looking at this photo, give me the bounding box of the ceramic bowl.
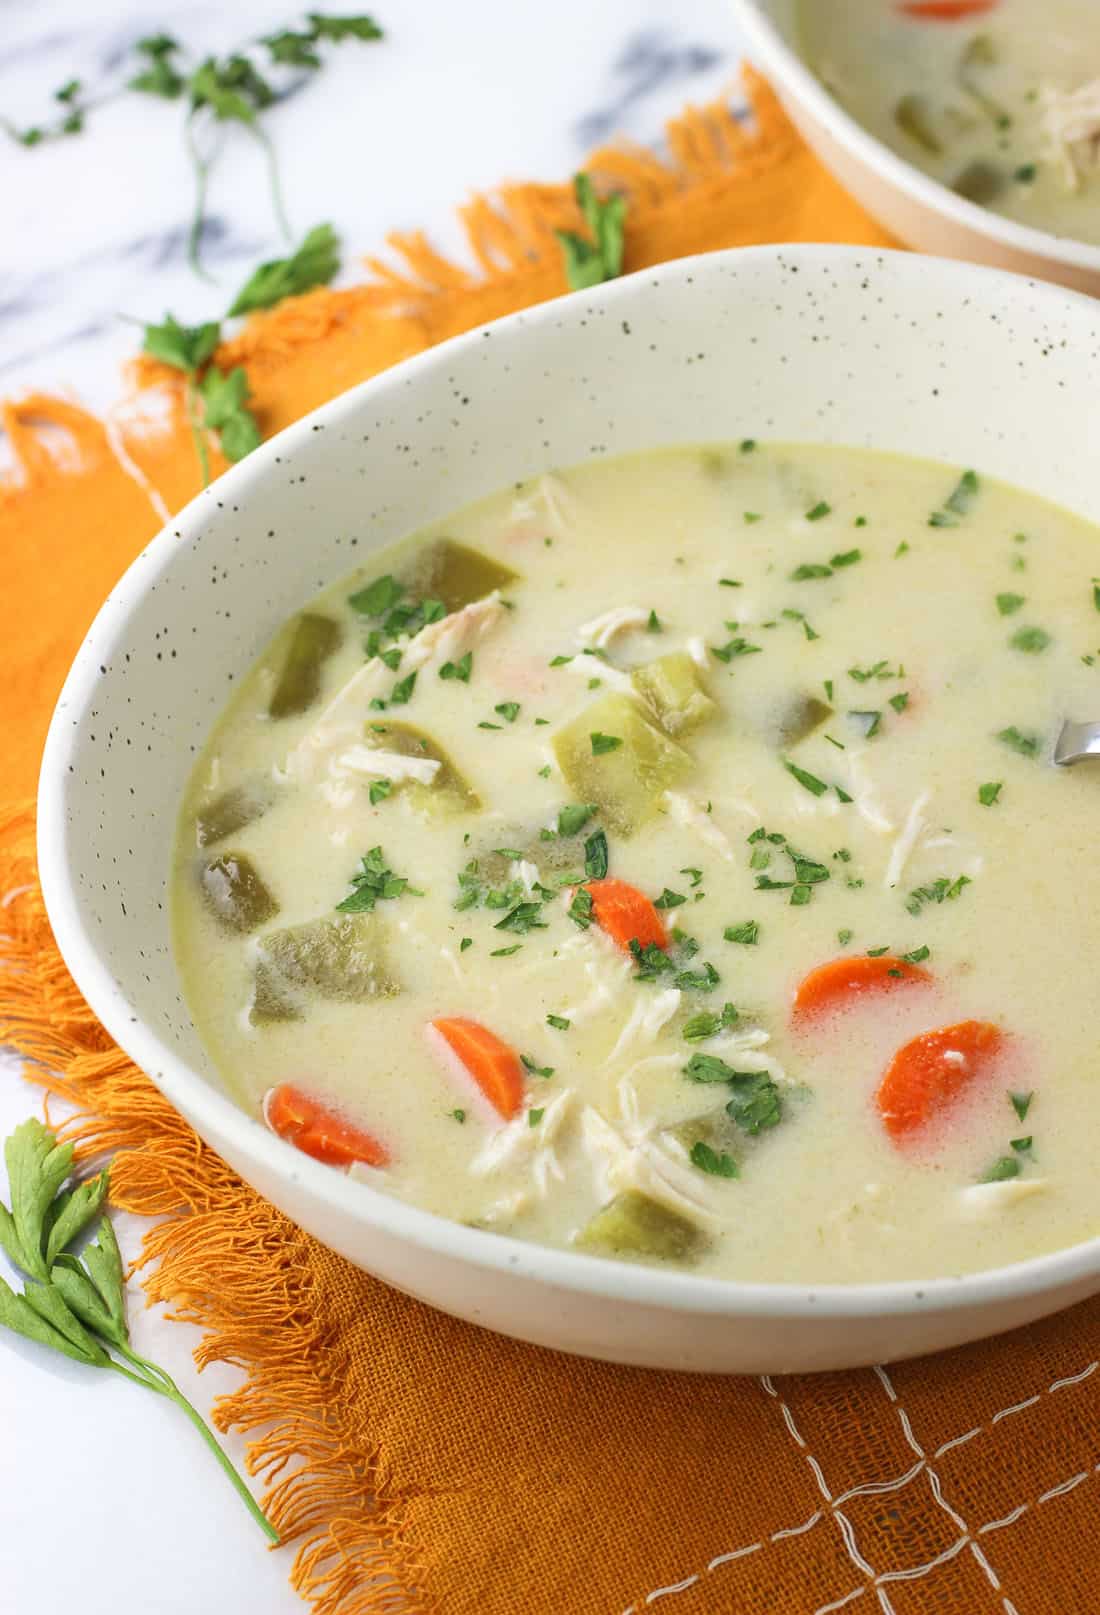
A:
[730,0,1100,297]
[38,245,1100,1374]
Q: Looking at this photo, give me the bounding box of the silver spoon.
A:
[1054,719,1100,766]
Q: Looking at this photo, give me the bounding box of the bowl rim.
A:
[729,0,1100,275]
[36,241,1100,1327]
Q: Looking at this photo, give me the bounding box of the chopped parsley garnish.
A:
[902,945,930,963]
[1009,626,1051,655]
[680,867,704,887]
[590,731,622,755]
[630,936,720,992]
[379,647,403,671]
[654,888,687,910]
[743,512,763,525]
[549,654,573,667]
[690,1142,739,1178]
[684,1053,739,1083]
[978,781,1003,806]
[980,1155,1020,1183]
[929,468,979,527]
[583,829,609,879]
[866,945,890,958]
[996,592,1025,616]
[477,721,502,731]
[1010,1136,1033,1154]
[537,764,552,777]
[439,652,473,682]
[459,937,473,952]
[336,845,420,913]
[724,920,759,945]
[546,1014,571,1031]
[725,1072,783,1135]
[790,563,833,581]
[997,726,1040,758]
[711,636,762,663]
[847,709,881,739]
[889,692,909,714]
[647,609,662,633]
[528,1108,545,1127]
[389,671,417,706]
[824,679,834,701]
[521,1055,554,1079]
[784,759,828,797]
[805,501,832,521]
[895,541,910,558]
[494,700,521,722]
[682,1003,739,1042]
[740,438,757,453]
[494,902,547,934]
[837,928,854,945]
[489,944,522,957]
[719,578,743,589]
[567,887,594,928]
[848,660,899,683]
[1093,580,1100,614]
[830,549,861,568]
[905,874,971,917]
[449,1108,467,1124]
[1010,1090,1033,1122]
[557,802,597,837]
[368,779,392,806]
[348,573,403,617]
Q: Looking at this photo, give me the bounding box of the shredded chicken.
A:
[557,927,634,1026]
[580,1080,728,1231]
[329,746,441,786]
[885,790,931,890]
[575,605,650,650]
[956,1178,1049,1219]
[846,749,895,835]
[1043,78,1100,190]
[561,655,636,694]
[285,593,505,782]
[471,1088,576,1200]
[508,473,578,537]
[604,988,681,1067]
[662,791,735,859]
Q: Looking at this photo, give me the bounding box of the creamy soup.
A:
[173,443,1100,1285]
[799,0,1100,245]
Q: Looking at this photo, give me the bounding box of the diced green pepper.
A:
[268,614,342,719]
[361,720,479,816]
[552,692,692,836]
[574,1190,707,1264]
[249,960,303,1026]
[405,539,517,613]
[255,912,400,1002]
[894,94,942,156]
[195,779,276,848]
[632,652,717,738]
[200,853,279,934]
[773,694,833,750]
[667,1107,743,1159]
[952,160,1005,205]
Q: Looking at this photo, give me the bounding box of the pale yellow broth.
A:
[173,443,1100,1284]
[799,0,1100,245]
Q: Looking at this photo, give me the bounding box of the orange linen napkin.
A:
[4,71,1100,1615]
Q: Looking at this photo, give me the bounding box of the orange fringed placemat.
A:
[5,70,1100,1615]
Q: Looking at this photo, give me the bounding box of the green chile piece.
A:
[249,960,303,1026]
[255,912,399,1002]
[575,1190,707,1265]
[195,779,276,848]
[773,694,833,750]
[268,614,342,719]
[952,160,1006,205]
[362,720,479,816]
[631,652,717,737]
[552,692,692,836]
[200,853,279,934]
[405,539,517,613]
[667,1107,743,1159]
[894,94,942,156]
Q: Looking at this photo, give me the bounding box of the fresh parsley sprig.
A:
[556,173,627,292]
[138,222,341,484]
[0,1118,278,1543]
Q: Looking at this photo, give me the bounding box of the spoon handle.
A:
[1054,720,1100,767]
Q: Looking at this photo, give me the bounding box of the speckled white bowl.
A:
[731,0,1100,296]
[38,245,1100,1373]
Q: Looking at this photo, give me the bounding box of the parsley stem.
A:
[184,378,211,487]
[249,122,292,244]
[184,112,217,282]
[113,1343,280,1543]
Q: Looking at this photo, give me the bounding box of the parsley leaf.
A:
[590,732,622,755]
[654,888,687,910]
[1009,625,1051,655]
[336,845,418,912]
[690,1142,739,1178]
[784,759,828,797]
[726,1073,783,1134]
[227,223,340,315]
[547,1013,571,1031]
[583,829,609,879]
[198,364,261,462]
[556,172,626,291]
[996,592,1025,616]
[724,920,759,944]
[682,1003,739,1041]
[978,781,1003,806]
[1010,1090,1034,1122]
[439,651,473,683]
[997,726,1040,758]
[558,803,597,837]
[805,501,831,521]
[142,314,221,372]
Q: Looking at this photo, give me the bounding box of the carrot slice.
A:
[263,1082,391,1169]
[584,878,668,952]
[792,955,932,1020]
[431,1017,525,1120]
[898,1,998,18]
[876,1020,1005,1140]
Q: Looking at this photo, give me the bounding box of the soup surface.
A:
[174,443,1100,1284]
[799,0,1100,245]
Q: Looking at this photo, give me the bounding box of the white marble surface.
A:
[0,3,748,1612]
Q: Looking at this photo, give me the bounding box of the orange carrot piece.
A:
[263,1082,391,1169]
[876,1020,1005,1140]
[431,1016,525,1120]
[898,0,998,18]
[584,878,668,952]
[792,954,932,1020]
